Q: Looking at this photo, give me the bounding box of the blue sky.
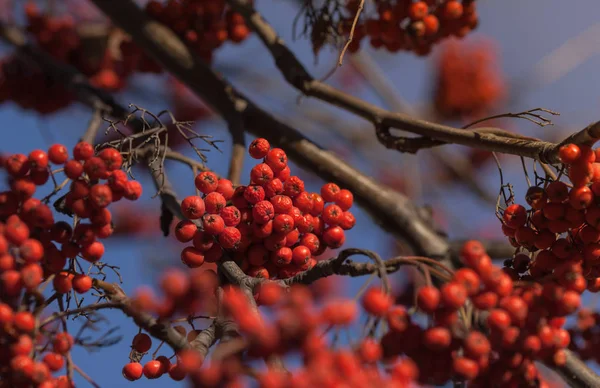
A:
[2,0,600,386]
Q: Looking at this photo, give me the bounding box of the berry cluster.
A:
[0,1,249,115]
[377,241,572,386]
[205,283,418,386]
[176,138,356,279]
[0,141,142,386]
[122,330,203,381]
[139,0,251,64]
[339,0,479,56]
[0,3,130,114]
[500,143,600,286]
[433,39,506,120]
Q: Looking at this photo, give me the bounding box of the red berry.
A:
[323,226,345,248]
[221,206,241,226]
[440,282,467,310]
[283,176,305,198]
[270,247,292,267]
[453,357,479,380]
[48,144,69,164]
[84,157,108,180]
[132,333,152,353]
[322,204,344,225]
[253,201,275,224]
[503,204,527,228]
[72,274,93,294]
[249,138,270,159]
[264,178,284,198]
[408,1,428,20]
[89,184,113,208]
[43,353,65,372]
[423,326,452,351]
[73,142,94,161]
[175,220,198,242]
[335,189,354,211]
[181,196,206,220]
[273,214,295,234]
[181,247,205,268]
[98,148,123,171]
[559,144,581,164]
[5,154,30,177]
[463,331,491,358]
[417,286,440,313]
[124,181,143,200]
[195,172,219,194]
[28,149,49,169]
[487,309,511,331]
[441,0,463,19]
[216,179,234,199]
[218,227,242,249]
[204,192,226,214]
[81,241,105,262]
[292,245,311,266]
[251,163,274,185]
[265,148,288,172]
[20,238,44,262]
[202,214,225,235]
[244,185,266,204]
[122,362,143,381]
[52,332,74,354]
[143,360,163,379]
[362,287,392,316]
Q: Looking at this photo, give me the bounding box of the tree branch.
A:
[281,249,453,286]
[225,0,599,163]
[89,0,449,258]
[92,279,190,351]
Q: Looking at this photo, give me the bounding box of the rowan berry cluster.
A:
[372,241,571,386]
[122,331,203,382]
[121,268,219,382]
[176,138,356,279]
[0,3,131,114]
[139,0,251,65]
[0,141,142,386]
[340,0,479,55]
[433,39,506,120]
[500,143,600,287]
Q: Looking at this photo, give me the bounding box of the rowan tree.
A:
[0,1,599,387]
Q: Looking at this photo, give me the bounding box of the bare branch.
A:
[223,0,584,164]
[337,0,364,68]
[81,107,105,143]
[281,249,453,286]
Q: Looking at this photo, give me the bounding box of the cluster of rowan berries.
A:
[500,143,600,288]
[139,0,251,65]
[339,0,478,56]
[176,138,356,279]
[369,241,570,386]
[121,268,219,382]
[121,332,203,382]
[0,298,76,387]
[0,3,131,114]
[204,283,419,386]
[0,141,142,386]
[433,39,506,120]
